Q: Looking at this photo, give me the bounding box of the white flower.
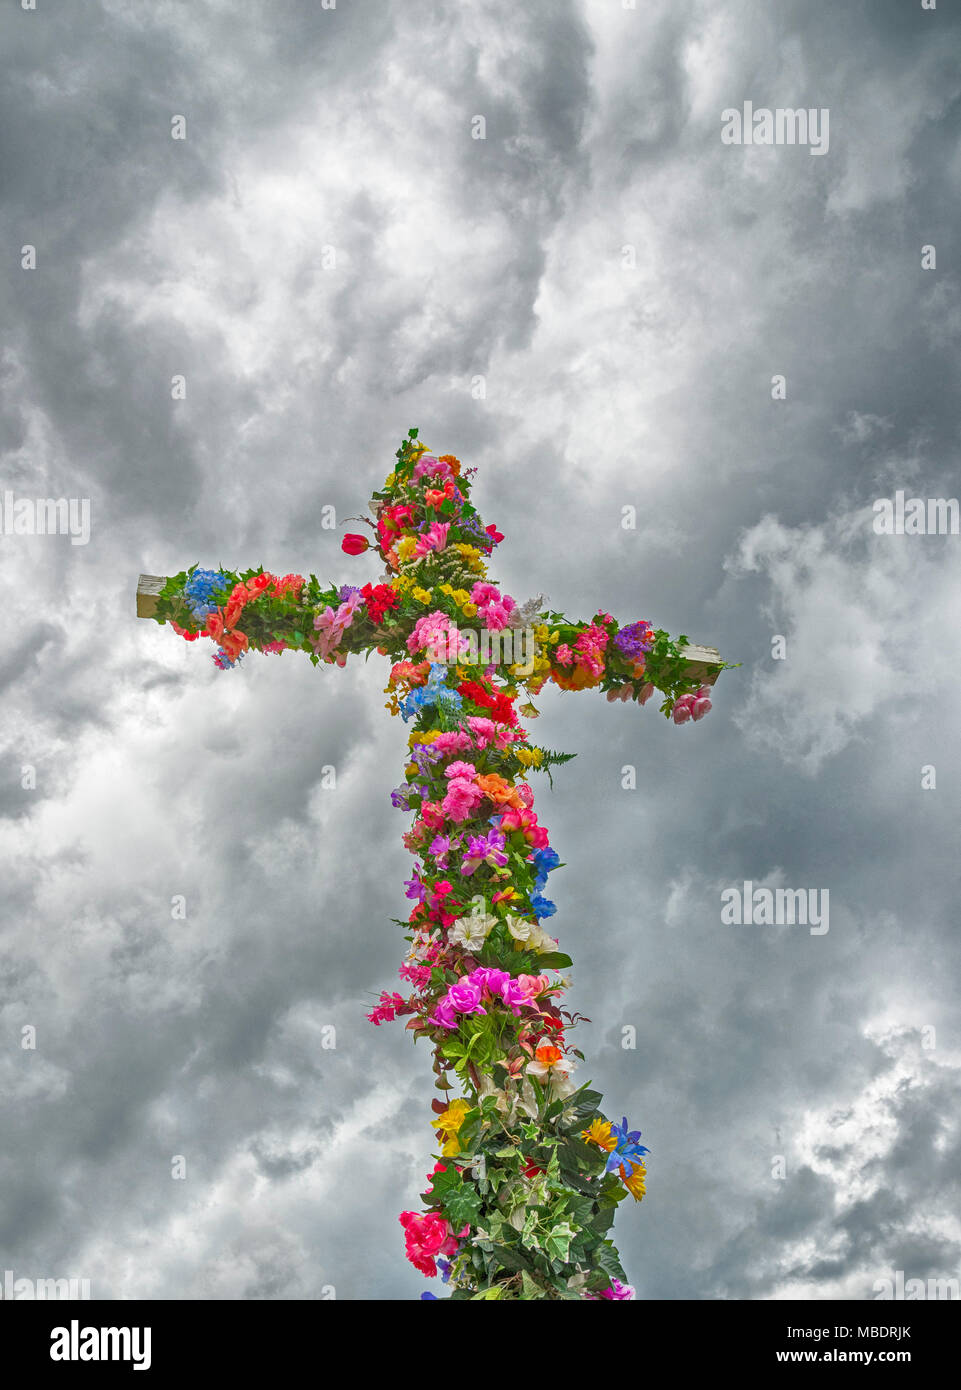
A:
[448,911,497,951]
[506,914,536,942]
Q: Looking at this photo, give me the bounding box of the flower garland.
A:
[150,430,729,1300]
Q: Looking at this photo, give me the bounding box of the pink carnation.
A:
[442,777,485,822]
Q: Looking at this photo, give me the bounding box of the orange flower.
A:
[221,629,249,660]
[552,665,600,692]
[439,453,461,476]
[224,597,245,629]
[476,773,523,807]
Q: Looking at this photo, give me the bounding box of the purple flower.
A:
[412,743,442,772]
[338,585,363,602]
[461,829,508,876]
[391,786,412,810]
[429,834,453,867]
[614,621,655,660]
[404,873,427,903]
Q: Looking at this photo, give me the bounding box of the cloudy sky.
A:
[2,0,959,1302]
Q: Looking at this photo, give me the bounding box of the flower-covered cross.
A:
[136,429,729,1301]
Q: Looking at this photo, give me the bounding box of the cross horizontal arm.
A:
[137,570,726,713]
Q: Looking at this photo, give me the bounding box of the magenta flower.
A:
[428,999,459,1030]
[448,979,486,1015]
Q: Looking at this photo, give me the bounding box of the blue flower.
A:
[399,665,463,722]
[531,845,560,892]
[603,1116,650,1176]
[185,568,229,619]
[529,893,556,920]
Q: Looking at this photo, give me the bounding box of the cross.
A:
[136,429,728,1301]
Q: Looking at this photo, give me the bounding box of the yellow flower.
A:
[452,589,470,605]
[439,583,454,596]
[396,536,416,560]
[621,1162,647,1202]
[519,747,543,766]
[430,1097,473,1157]
[412,586,433,604]
[462,603,478,618]
[534,624,549,644]
[581,1119,616,1152]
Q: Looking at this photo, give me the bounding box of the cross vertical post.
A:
[137,429,729,1300]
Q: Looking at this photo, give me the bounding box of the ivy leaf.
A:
[442,1184,482,1230]
[544,1221,576,1263]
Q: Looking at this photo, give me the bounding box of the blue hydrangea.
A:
[184,568,229,620]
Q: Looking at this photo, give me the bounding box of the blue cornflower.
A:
[529,892,556,920]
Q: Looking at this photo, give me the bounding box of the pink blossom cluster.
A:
[672,684,713,724]
[428,966,547,1031]
[469,581,516,631]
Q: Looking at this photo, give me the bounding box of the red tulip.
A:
[341,533,370,555]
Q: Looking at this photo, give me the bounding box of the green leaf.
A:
[535,952,573,971]
[442,1184,483,1230]
[544,1221,576,1263]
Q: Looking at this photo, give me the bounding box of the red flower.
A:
[486,523,504,544]
[245,572,272,596]
[361,582,399,625]
[341,533,370,555]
